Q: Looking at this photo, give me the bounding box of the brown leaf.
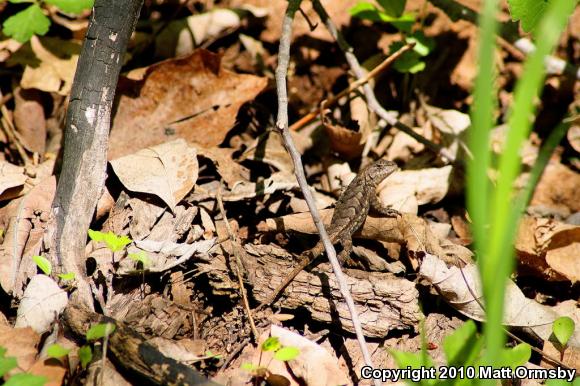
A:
[516,216,580,282]
[0,325,40,373]
[110,139,198,211]
[109,49,267,159]
[531,163,580,215]
[13,88,46,154]
[0,177,56,297]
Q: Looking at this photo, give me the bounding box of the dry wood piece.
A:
[199,242,423,338]
[63,303,220,386]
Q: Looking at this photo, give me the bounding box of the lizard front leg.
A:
[370,192,400,217]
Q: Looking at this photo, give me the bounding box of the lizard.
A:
[262,158,400,306]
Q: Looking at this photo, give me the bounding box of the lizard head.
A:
[364,159,398,185]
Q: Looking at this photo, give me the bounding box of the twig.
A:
[216,188,259,342]
[311,0,457,165]
[275,1,380,384]
[289,41,416,132]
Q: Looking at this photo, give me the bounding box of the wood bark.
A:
[52,0,143,308]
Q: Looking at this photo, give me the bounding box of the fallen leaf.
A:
[419,253,580,348]
[13,87,46,154]
[20,37,80,95]
[110,139,198,211]
[0,325,39,373]
[0,177,56,297]
[516,216,580,282]
[109,49,267,159]
[270,325,350,386]
[15,275,68,335]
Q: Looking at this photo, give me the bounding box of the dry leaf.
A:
[110,139,198,211]
[0,325,39,372]
[15,275,68,334]
[0,177,56,296]
[270,325,350,386]
[419,253,580,348]
[531,163,580,215]
[516,216,580,282]
[20,37,80,95]
[109,49,267,159]
[13,87,46,154]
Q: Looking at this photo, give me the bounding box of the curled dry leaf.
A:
[419,253,580,348]
[110,139,198,211]
[15,274,68,335]
[109,49,267,159]
[198,147,251,189]
[0,161,27,199]
[0,177,56,297]
[322,117,364,160]
[516,216,580,282]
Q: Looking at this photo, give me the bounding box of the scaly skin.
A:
[262,159,400,305]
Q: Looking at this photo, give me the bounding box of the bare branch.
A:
[274,0,380,383]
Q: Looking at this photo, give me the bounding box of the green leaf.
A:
[86,323,116,341]
[88,230,132,252]
[349,2,383,22]
[32,255,52,275]
[79,345,92,369]
[45,0,93,14]
[377,0,406,17]
[507,0,547,32]
[104,232,131,252]
[4,373,47,386]
[390,348,434,369]
[128,251,150,267]
[443,320,482,367]
[46,344,71,359]
[2,4,51,43]
[0,355,18,377]
[88,229,105,242]
[500,343,531,368]
[240,362,258,371]
[407,31,435,57]
[274,346,300,361]
[553,316,575,346]
[261,337,281,352]
[57,272,76,281]
[390,41,425,73]
[8,0,36,3]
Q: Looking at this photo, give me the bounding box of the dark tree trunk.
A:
[52,0,143,308]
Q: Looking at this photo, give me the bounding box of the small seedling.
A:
[78,345,92,369]
[57,272,76,281]
[86,323,116,341]
[241,337,300,384]
[46,344,71,360]
[88,229,132,252]
[0,346,47,386]
[32,255,52,276]
[553,316,575,347]
[2,0,94,43]
[128,251,150,269]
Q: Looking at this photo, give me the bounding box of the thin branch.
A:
[311,0,457,165]
[216,188,259,342]
[274,0,380,383]
[289,41,416,132]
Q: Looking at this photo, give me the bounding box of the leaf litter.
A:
[0,1,578,384]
